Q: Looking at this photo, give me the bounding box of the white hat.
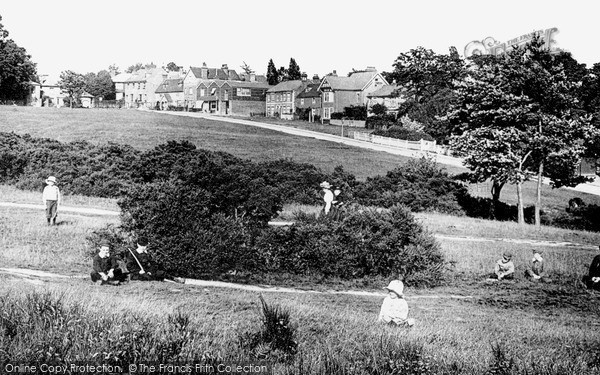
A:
[319,181,331,189]
[384,280,404,296]
[45,176,57,184]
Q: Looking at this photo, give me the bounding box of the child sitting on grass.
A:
[378,280,415,327]
[90,241,125,285]
[489,252,515,281]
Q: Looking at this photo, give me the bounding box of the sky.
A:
[1,0,597,79]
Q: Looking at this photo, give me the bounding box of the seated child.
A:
[378,280,415,327]
[490,252,515,280]
[524,249,551,283]
[582,248,600,291]
[125,237,184,283]
[90,241,125,285]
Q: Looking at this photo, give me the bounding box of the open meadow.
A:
[1,106,600,373]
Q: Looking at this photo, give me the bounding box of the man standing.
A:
[582,246,600,291]
[42,176,61,225]
[320,181,334,215]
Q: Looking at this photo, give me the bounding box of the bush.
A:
[365,114,397,130]
[370,103,388,116]
[253,205,446,286]
[353,158,467,215]
[371,126,434,142]
[343,105,367,121]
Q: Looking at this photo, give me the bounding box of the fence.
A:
[353,132,452,155]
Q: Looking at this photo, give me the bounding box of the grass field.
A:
[2,106,600,373]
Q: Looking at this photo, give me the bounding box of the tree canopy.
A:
[0,15,37,101]
[287,58,301,80]
[266,59,278,85]
[59,70,86,108]
[84,70,115,100]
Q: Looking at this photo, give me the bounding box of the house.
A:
[266,78,313,120]
[154,78,184,109]
[295,75,322,122]
[110,72,131,101]
[196,79,269,116]
[318,67,388,121]
[182,63,240,109]
[80,92,95,108]
[124,68,168,108]
[28,75,65,107]
[366,84,406,116]
[239,72,267,83]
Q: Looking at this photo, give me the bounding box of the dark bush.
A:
[253,205,446,286]
[343,105,367,121]
[354,158,467,215]
[370,103,388,116]
[372,126,434,142]
[365,114,397,130]
[331,112,344,120]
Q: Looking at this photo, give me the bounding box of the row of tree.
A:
[266,58,302,85]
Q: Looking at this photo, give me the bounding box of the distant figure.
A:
[90,242,125,285]
[525,249,551,283]
[489,252,515,280]
[42,176,61,225]
[320,181,334,215]
[125,237,185,283]
[582,246,600,291]
[378,280,415,327]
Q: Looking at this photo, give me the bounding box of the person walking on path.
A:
[42,176,61,225]
[582,246,600,291]
[378,280,415,327]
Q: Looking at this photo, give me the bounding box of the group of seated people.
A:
[90,237,185,285]
[488,249,552,282]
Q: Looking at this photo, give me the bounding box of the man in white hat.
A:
[378,279,415,327]
[42,176,61,225]
[320,181,334,215]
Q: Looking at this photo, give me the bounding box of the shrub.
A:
[365,114,396,130]
[343,105,367,121]
[370,103,388,116]
[371,126,434,142]
[253,205,446,286]
[354,158,467,215]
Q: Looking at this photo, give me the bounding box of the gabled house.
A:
[266,78,313,120]
[111,72,131,101]
[28,75,65,107]
[196,79,269,116]
[124,68,168,108]
[295,75,322,121]
[154,78,185,109]
[318,67,388,121]
[182,63,240,108]
[366,84,406,116]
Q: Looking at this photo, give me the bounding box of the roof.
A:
[296,82,322,98]
[189,66,240,81]
[80,91,94,98]
[111,73,131,83]
[155,78,184,93]
[126,68,167,83]
[367,84,404,98]
[321,71,381,91]
[239,73,268,83]
[267,80,305,93]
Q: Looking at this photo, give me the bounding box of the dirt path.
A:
[0,202,119,216]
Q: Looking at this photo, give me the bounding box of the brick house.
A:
[318,67,388,121]
[182,63,240,109]
[154,78,185,109]
[266,80,308,120]
[124,68,168,108]
[366,84,406,116]
[295,75,322,121]
[196,79,269,116]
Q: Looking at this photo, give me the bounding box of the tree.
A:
[108,64,120,76]
[84,70,115,100]
[278,66,288,82]
[0,15,37,101]
[240,61,254,75]
[266,59,279,85]
[165,62,181,72]
[449,37,597,225]
[287,58,301,80]
[59,70,85,108]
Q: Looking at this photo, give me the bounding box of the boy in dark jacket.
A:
[582,247,600,291]
[90,241,125,285]
[125,237,184,283]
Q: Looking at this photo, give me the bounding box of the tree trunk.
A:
[535,161,543,227]
[517,181,525,225]
[490,180,504,219]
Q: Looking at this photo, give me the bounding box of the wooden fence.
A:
[353,132,452,155]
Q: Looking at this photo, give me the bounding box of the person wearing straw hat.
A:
[378,280,415,327]
[320,181,334,215]
[42,176,61,225]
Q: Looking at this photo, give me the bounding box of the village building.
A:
[80,92,95,108]
[366,84,406,116]
[124,68,168,108]
[295,74,322,122]
[111,72,131,101]
[318,67,388,121]
[28,75,65,107]
[183,63,241,109]
[266,79,312,120]
[196,79,269,116]
[154,78,185,109]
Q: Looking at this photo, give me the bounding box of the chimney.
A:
[250,73,256,82]
[312,74,320,81]
[301,72,307,81]
[366,66,377,72]
[221,64,229,76]
[330,70,337,77]
[201,62,208,79]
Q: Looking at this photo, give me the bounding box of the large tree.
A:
[59,70,85,108]
[449,37,597,225]
[287,58,301,80]
[266,59,278,85]
[0,15,37,101]
[84,70,115,100]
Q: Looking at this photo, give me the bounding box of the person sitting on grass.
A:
[378,280,415,327]
[90,241,125,285]
[125,237,185,283]
[581,246,600,291]
[490,252,515,281]
[525,249,551,283]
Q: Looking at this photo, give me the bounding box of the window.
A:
[210,88,216,95]
[237,88,251,97]
[143,83,146,90]
[224,90,229,101]
[300,98,304,105]
[324,92,334,103]
[323,107,332,119]
[312,98,316,104]
[200,88,206,97]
